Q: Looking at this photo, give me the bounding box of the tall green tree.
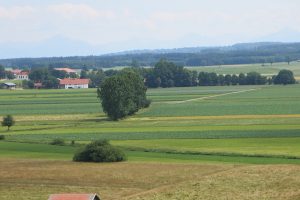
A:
[274,69,296,85]
[97,70,150,120]
[2,115,15,131]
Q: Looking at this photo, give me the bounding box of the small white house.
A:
[16,71,29,80]
[10,70,29,80]
[59,78,89,89]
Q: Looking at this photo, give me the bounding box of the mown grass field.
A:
[186,61,300,76]
[0,83,300,199]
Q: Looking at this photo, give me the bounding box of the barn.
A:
[59,78,90,89]
[48,194,101,200]
[1,82,16,89]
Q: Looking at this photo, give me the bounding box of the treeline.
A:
[16,59,297,89]
[1,42,300,68]
[141,60,296,88]
[84,59,296,88]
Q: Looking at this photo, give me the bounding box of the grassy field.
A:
[1,85,300,160]
[1,83,300,199]
[186,61,300,76]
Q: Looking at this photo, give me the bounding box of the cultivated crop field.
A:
[1,84,300,199]
[186,61,300,77]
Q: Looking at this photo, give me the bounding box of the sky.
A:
[1,0,300,57]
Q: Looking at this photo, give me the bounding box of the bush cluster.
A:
[49,138,65,146]
[73,140,126,163]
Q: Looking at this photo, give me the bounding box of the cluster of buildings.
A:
[1,68,90,90]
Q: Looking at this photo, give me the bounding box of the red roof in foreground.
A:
[60,78,90,85]
[48,194,100,200]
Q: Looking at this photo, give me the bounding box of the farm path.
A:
[168,87,262,104]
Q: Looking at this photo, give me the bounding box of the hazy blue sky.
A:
[1,0,300,56]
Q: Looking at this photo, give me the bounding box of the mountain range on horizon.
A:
[1,28,300,59]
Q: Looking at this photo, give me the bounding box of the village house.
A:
[10,69,29,80]
[59,78,89,89]
[48,194,101,200]
[16,71,29,80]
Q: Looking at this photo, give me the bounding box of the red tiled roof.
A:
[19,71,29,75]
[55,68,77,73]
[60,78,89,85]
[10,69,22,75]
[48,194,100,200]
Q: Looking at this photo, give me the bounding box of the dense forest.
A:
[1,42,300,69]
[0,43,300,69]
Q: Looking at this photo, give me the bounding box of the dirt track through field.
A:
[129,114,300,121]
[167,87,262,104]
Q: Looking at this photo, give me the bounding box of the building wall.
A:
[63,84,88,89]
[16,75,29,80]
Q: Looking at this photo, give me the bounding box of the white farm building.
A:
[59,78,89,89]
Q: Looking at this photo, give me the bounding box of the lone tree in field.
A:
[97,69,151,120]
[2,115,15,131]
[274,69,296,85]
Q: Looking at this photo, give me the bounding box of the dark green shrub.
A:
[71,140,75,146]
[73,139,126,163]
[50,138,65,146]
[0,135,5,140]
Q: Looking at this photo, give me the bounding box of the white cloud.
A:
[47,3,116,20]
[0,5,35,19]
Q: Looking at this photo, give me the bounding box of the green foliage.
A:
[0,65,5,79]
[73,139,126,162]
[5,71,15,80]
[28,68,60,89]
[274,69,296,85]
[2,115,15,131]
[87,69,106,88]
[98,69,150,120]
[0,135,5,140]
[49,138,65,146]
[22,80,34,89]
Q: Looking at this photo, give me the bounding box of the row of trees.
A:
[82,59,297,89]
[142,60,296,88]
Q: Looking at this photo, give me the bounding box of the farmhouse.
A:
[16,71,29,80]
[48,194,101,200]
[10,70,29,80]
[59,78,89,89]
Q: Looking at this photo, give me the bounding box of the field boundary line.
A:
[129,114,300,121]
[167,87,262,104]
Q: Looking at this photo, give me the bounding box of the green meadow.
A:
[186,61,300,77]
[1,81,300,200]
[0,84,300,164]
